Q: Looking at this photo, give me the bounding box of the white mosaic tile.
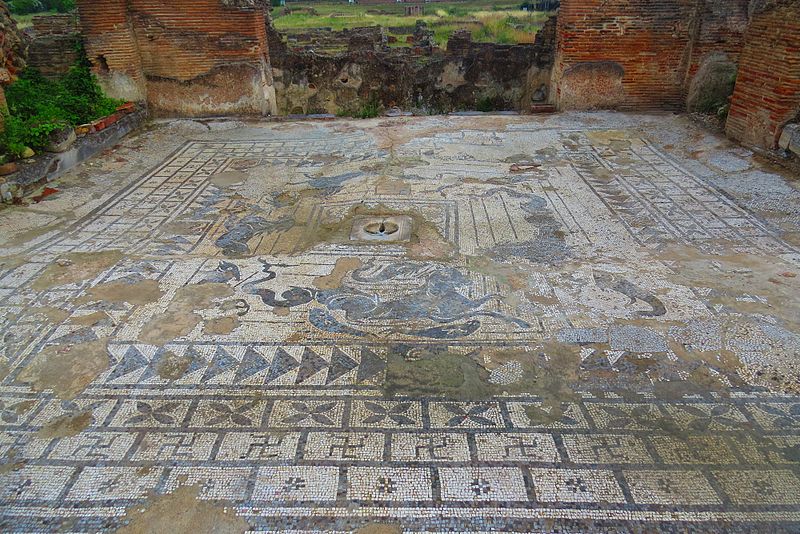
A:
[439,467,528,501]
[347,467,432,501]
[530,468,625,504]
[252,466,339,502]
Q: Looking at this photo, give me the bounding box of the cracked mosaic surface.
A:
[1,114,800,532]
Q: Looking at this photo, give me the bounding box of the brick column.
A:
[726,2,800,149]
[76,0,147,102]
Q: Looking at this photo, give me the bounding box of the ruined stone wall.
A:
[26,14,81,79]
[1,0,26,84]
[1,0,26,125]
[726,0,800,149]
[76,0,276,116]
[270,19,556,115]
[553,0,750,111]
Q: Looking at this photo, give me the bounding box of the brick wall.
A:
[77,0,147,102]
[77,0,276,116]
[726,1,800,149]
[32,13,79,35]
[27,14,81,79]
[553,0,749,111]
[684,1,749,84]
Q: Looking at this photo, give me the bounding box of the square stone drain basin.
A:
[350,215,412,242]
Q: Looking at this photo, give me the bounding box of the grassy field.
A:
[273,1,553,46]
[12,3,552,46]
[11,10,59,29]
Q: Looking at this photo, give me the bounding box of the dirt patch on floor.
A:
[0,253,30,273]
[31,251,124,292]
[203,316,239,335]
[482,343,583,424]
[384,342,583,404]
[657,244,800,325]
[71,311,110,326]
[0,450,26,474]
[37,410,93,439]
[356,524,403,534]
[466,255,529,291]
[17,338,110,400]
[1,220,62,247]
[258,202,455,261]
[116,485,250,534]
[29,306,71,324]
[156,351,194,381]
[75,279,163,306]
[209,170,249,188]
[139,283,234,345]
[314,257,363,290]
[384,349,493,399]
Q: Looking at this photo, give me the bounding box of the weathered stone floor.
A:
[1,113,800,533]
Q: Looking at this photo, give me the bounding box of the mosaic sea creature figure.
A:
[592,270,666,317]
[215,212,294,256]
[317,261,530,329]
[240,260,316,310]
[309,308,368,337]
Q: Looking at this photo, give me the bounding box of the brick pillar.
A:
[76,0,147,102]
[726,2,800,149]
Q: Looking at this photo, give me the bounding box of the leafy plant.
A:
[1,58,123,160]
[337,95,381,119]
[476,96,494,112]
[9,0,74,14]
[0,114,29,159]
[8,0,44,15]
[353,97,381,119]
[49,0,75,13]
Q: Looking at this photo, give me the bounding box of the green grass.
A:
[11,9,58,29]
[274,1,553,47]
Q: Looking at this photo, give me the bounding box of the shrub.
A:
[49,0,76,12]
[8,0,74,14]
[1,63,123,158]
[0,114,29,159]
[337,96,381,119]
[476,96,495,112]
[8,0,44,15]
[353,98,381,119]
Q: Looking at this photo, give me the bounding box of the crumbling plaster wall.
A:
[76,0,276,116]
[726,0,800,149]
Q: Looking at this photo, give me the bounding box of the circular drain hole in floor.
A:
[350,215,412,242]
[364,221,399,236]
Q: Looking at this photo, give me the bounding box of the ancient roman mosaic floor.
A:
[1,113,800,532]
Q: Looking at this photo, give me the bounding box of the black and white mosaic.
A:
[1,115,799,532]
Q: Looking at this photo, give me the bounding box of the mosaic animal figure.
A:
[316,261,530,329]
[240,259,316,309]
[592,270,666,317]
